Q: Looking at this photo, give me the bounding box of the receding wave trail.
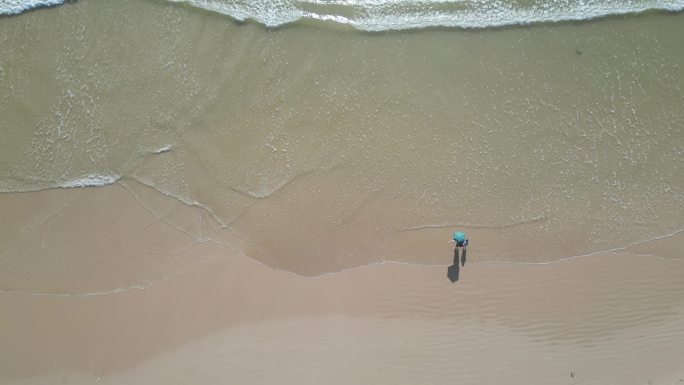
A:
[0,173,121,193]
[400,215,548,232]
[3,0,684,30]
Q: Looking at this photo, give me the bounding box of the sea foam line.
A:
[0,173,121,193]
[57,173,121,188]
[4,0,684,30]
[169,0,684,31]
[472,227,684,266]
[401,215,547,232]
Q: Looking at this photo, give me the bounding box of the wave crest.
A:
[168,0,684,30]
[4,0,683,30]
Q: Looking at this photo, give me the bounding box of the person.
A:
[452,231,468,267]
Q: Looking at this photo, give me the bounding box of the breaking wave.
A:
[3,0,683,30]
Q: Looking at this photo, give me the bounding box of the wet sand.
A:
[2,183,684,384]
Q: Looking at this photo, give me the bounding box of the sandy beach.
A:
[2,181,684,384]
[1,0,683,383]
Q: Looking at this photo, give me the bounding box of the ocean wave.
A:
[0,0,63,15]
[3,0,683,29]
[168,0,684,30]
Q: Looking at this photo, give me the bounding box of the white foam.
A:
[4,0,683,30]
[0,0,63,15]
[57,173,121,188]
[153,145,172,154]
[168,0,684,31]
[0,174,121,193]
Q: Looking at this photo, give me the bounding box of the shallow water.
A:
[1,0,683,277]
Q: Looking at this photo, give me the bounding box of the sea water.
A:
[0,0,682,275]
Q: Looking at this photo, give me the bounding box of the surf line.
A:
[399,215,548,232]
[300,227,684,278]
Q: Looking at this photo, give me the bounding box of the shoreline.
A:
[2,180,682,292]
[2,183,684,383]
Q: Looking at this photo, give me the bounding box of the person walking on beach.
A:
[453,231,468,267]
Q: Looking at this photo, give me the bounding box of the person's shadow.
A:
[447,246,466,283]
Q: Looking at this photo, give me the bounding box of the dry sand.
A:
[1,182,683,385]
